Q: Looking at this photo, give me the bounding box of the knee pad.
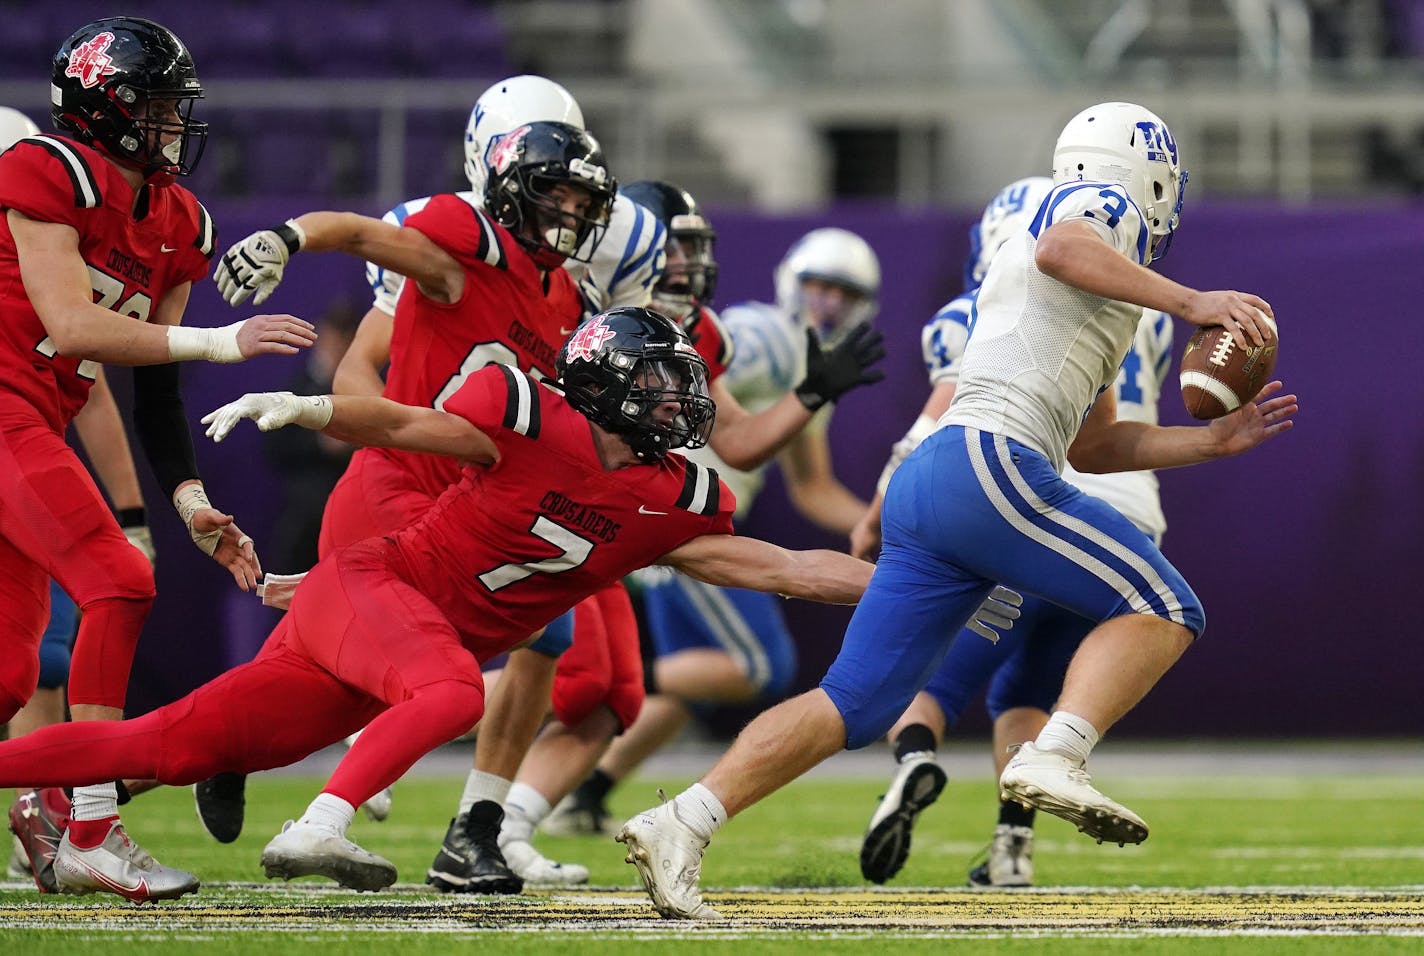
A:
[602,670,644,732]
[551,667,612,728]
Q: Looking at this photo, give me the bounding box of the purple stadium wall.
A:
[118,198,1424,739]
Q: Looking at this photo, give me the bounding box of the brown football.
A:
[1178,314,1279,420]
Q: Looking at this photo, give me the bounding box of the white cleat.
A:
[53,822,200,903]
[999,742,1148,846]
[261,820,396,892]
[967,824,1035,887]
[362,788,394,823]
[499,837,589,886]
[616,793,720,920]
[8,834,31,880]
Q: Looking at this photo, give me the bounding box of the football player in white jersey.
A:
[619,102,1296,920]
[853,176,1179,887]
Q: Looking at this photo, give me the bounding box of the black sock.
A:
[115,780,132,806]
[998,799,1035,828]
[575,768,616,806]
[892,723,938,762]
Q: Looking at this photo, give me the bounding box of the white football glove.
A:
[201,391,334,442]
[966,585,1024,644]
[257,571,307,610]
[215,220,305,307]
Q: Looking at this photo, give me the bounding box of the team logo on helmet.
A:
[485,124,530,176]
[65,32,119,89]
[564,316,618,363]
[1136,121,1178,166]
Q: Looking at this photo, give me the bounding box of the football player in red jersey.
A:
[203,121,615,886]
[0,309,873,894]
[494,181,889,882]
[0,18,315,902]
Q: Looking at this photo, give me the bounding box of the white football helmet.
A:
[1052,102,1186,261]
[464,75,585,195]
[0,106,40,151]
[774,227,880,344]
[968,175,1054,287]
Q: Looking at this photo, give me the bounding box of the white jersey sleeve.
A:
[565,194,667,313]
[944,181,1151,471]
[921,291,975,386]
[1061,309,1174,541]
[679,301,808,516]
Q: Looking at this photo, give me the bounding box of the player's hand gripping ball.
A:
[1179,311,1279,420]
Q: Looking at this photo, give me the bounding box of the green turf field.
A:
[2,760,1421,953]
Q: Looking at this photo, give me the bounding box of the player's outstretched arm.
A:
[707,326,887,472]
[12,211,314,365]
[216,212,464,308]
[202,392,498,465]
[658,533,872,605]
[1069,381,1297,474]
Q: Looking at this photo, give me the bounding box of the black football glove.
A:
[794,324,886,412]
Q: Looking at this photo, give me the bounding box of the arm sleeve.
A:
[439,363,513,436]
[172,197,216,286]
[921,295,973,387]
[131,362,201,497]
[0,140,93,228]
[1035,182,1150,265]
[403,194,503,274]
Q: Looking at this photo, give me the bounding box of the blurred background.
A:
[2,0,1421,738]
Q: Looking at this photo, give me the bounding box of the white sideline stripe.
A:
[1179,370,1241,411]
[966,429,1184,624]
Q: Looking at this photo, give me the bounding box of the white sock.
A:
[70,783,118,822]
[672,783,727,842]
[298,793,355,835]
[500,783,550,846]
[458,770,511,814]
[1034,711,1101,764]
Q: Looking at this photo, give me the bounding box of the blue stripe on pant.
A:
[822,426,1203,749]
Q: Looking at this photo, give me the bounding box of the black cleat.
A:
[425,800,523,895]
[194,772,247,844]
[859,755,947,884]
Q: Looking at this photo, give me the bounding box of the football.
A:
[1178,312,1279,420]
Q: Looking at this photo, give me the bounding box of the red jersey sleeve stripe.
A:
[473,208,507,270]
[676,461,720,517]
[194,201,215,258]
[29,136,100,209]
[497,365,541,438]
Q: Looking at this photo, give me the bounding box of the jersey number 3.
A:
[478,515,594,591]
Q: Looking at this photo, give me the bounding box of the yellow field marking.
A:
[2,887,1423,936]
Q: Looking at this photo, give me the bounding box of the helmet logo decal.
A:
[564,316,618,363]
[486,124,530,176]
[1136,121,1178,167]
[65,32,119,89]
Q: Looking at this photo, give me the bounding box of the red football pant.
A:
[0,403,154,718]
[0,540,486,809]
[317,448,434,560]
[551,583,644,731]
